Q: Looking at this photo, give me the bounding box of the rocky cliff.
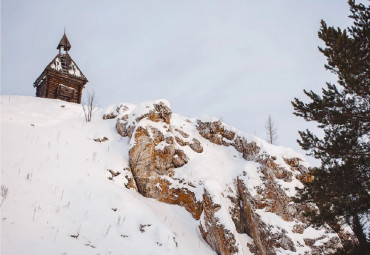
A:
[104,99,357,255]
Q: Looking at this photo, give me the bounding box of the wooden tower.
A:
[33,33,88,103]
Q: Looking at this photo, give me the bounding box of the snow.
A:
[49,55,83,78]
[359,212,370,241]
[197,115,221,123]
[68,61,82,77]
[1,96,215,255]
[276,178,304,197]
[255,209,339,255]
[127,99,170,126]
[50,57,62,71]
[1,95,355,255]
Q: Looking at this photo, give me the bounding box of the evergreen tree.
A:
[292,0,369,252]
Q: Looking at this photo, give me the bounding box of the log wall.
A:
[34,69,87,104]
[36,81,47,97]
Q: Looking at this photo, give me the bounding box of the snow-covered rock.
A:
[110,99,356,255]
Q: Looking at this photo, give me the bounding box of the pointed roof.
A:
[57,33,71,51]
[46,53,88,81]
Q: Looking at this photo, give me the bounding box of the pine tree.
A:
[291,0,369,252]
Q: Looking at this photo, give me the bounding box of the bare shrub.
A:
[82,90,98,122]
[0,185,9,207]
[265,115,278,144]
[1,185,9,200]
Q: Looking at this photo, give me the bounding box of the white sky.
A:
[1,0,359,165]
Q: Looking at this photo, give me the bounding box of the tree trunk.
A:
[352,213,368,246]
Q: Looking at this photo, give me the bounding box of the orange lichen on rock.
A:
[155,179,203,219]
[284,157,301,168]
[302,173,314,183]
[123,101,204,221]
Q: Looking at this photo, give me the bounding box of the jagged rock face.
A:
[128,124,203,219]
[237,179,296,254]
[196,120,355,255]
[114,100,203,219]
[107,102,357,255]
[197,120,260,161]
[200,190,239,255]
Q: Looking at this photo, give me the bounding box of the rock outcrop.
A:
[103,100,357,255]
[114,100,203,219]
[196,120,355,255]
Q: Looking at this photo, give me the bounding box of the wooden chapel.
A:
[33,32,88,103]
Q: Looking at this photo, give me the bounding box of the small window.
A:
[57,84,75,101]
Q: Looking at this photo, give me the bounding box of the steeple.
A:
[57,32,72,54]
[34,32,88,104]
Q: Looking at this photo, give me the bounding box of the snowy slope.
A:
[1,96,215,255]
[2,95,357,255]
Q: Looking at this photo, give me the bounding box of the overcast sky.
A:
[1,0,359,165]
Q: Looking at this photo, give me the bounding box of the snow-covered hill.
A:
[1,96,356,255]
[1,96,215,255]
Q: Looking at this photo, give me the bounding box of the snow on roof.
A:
[48,54,87,80]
